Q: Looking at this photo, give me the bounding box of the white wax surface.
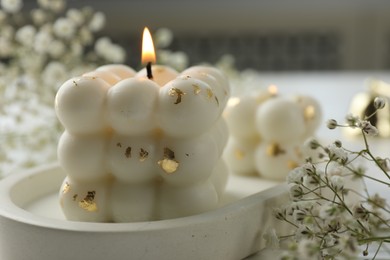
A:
[25,174,279,220]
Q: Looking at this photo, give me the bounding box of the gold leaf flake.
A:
[62,182,70,194]
[168,88,186,104]
[158,159,179,174]
[117,142,122,148]
[304,105,315,121]
[125,147,131,158]
[192,84,201,95]
[156,67,165,73]
[78,191,98,212]
[287,160,299,169]
[266,143,286,157]
[139,148,149,162]
[72,80,78,87]
[235,149,245,160]
[158,147,179,174]
[206,88,213,99]
[73,194,78,201]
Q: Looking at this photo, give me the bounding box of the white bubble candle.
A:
[55,28,230,222]
[223,88,321,181]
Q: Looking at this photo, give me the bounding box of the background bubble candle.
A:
[223,88,322,181]
[55,28,230,222]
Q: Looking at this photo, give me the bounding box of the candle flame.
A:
[142,27,156,64]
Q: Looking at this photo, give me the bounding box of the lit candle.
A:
[55,27,230,222]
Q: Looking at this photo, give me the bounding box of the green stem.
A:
[361,130,390,181]
[373,240,383,260]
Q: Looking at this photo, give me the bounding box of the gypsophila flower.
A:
[34,30,52,54]
[155,27,173,48]
[48,40,65,58]
[274,92,390,258]
[374,96,386,109]
[292,209,306,223]
[358,120,379,136]
[295,226,314,240]
[16,25,36,47]
[31,9,46,25]
[38,0,64,12]
[0,0,128,179]
[307,138,320,150]
[368,193,386,209]
[302,174,320,189]
[88,11,105,32]
[353,204,369,221]
[376,157,390,172]
[290,184,304,200]
[1,0,22,13]
[287,166,305,184]
[330,175,344,190]
[297,239,319,259]
[319,202,339,219]
[326,119,338,129]
[42,61,67,89]
[345,113,360,127]
[53,17,76,39]
[0,37,12,57]
[66,9,84,26]
[327,144,348,163]
[273,207,286,220]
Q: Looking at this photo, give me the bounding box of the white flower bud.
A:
[374,97,386,109]
[326,119,338,129]
[1,0,23,13]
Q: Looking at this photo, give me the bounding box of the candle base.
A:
[0,163,288,260]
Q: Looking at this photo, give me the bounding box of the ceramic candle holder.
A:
[223,90,322,181]
[0,163,288,260]
[55,64,230,222]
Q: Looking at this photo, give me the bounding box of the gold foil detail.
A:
[72,80,78,87]
[63,182,70,194]
[73,194,78,201]
[158,147,179,174]
[266,143,286,157]
[139,148,149,162]
[206,88,213,99]
[168,88,186,104]
[304,105,315,121]
[287,160,299,169]
[192,84,201,95]
[125,147,132,158]
[117,142,122,148]
[235,149,245,160]
[78,191,98,212]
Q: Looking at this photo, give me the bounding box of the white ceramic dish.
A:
[0,163,289,260]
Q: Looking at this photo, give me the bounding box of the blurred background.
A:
[59,0,390,71]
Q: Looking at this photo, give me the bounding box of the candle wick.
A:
[146,62,153,79]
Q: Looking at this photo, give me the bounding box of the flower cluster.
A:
[0,0,126,177]
[270,97,390,259]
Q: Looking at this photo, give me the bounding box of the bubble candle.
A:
[55,28,230,222]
